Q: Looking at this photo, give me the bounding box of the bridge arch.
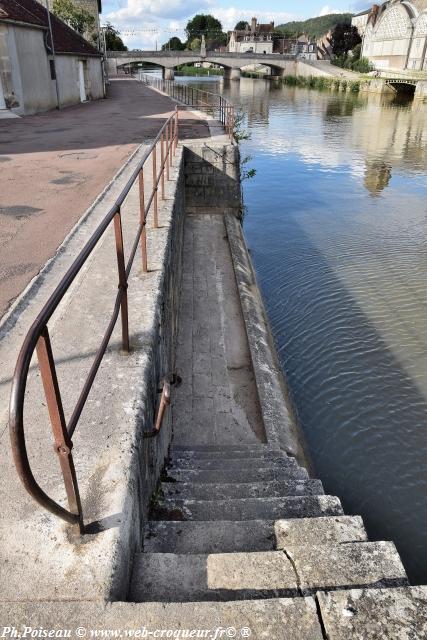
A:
[386,79,417,95]
[107,51,297,81]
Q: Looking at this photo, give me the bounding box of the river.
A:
[172,75,427,585]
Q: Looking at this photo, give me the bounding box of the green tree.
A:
[330,23,361,56]
[185,14,226,49]
[52,0,95,35]
[104,22,127,51]
[162,36,185,51]
[189,37,201,51]
[277,13,353,40]
[351,42,362,60]
[234,21,250,31]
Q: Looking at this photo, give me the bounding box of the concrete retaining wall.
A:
[0,127,310,604]
[184,143,242,216]
[225,213,313,469]
[181,138,311,467]
[0,144,186,603]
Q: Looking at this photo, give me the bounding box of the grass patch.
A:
[281,74,363,94]
[175,65,223,77]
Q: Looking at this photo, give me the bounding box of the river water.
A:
[174,75,427,584]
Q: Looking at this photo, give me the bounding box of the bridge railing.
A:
[9,108,180,534]
[139,73,235,141]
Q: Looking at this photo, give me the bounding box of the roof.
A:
[0,0,100,56]
[258,23,275,33]
[354,8,371,16]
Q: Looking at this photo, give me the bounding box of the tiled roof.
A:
[0,0,100,56]
[258,23,275,33]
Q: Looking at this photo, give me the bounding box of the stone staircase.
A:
[128,443,427,638]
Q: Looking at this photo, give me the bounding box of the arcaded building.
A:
[360,0,427,71]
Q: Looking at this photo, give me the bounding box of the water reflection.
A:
[178,75,427,584]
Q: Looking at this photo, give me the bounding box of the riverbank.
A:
[197,74,427,584]
[1,78,426,638]
[175,65,223,77]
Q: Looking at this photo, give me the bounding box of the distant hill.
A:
[277,13,354,40]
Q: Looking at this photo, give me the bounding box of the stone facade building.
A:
[351,9,371,36]
[0,0,103,115]
[228,17,275,54]
[71,0,102,44]
[360,1,427,71]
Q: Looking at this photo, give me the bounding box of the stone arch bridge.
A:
[106,50,297,80]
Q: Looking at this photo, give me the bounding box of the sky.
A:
[101,0,369,49]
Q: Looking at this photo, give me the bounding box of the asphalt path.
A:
[0,77,209,318]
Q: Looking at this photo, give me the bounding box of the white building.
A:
[352,9,371,36]
[228,17,275,54]
[361,1,427,71]
[0,0,104,116]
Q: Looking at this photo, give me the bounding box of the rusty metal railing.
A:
[139,73,235,142]
[9,107,179,534]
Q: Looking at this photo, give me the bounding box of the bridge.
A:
[106,50,297,80]
[364,76,427,100]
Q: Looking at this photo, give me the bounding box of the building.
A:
[361,1,427,71]
[352,9,371,36]
[0,0,104,116]
[228,17,275,54]
[72,0,102,44]
[295,34,317,60]
[317,31,334,60]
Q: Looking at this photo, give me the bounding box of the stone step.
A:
[130,542,407,602]
[161,478,324,500]
[318,586,427,640]
[170,444,272,453]
[151,494,344,521]
[144,516,367,554]
[287,541,408,596]
[168,448,285,461]
[164,465,309,484]
[167,456,296,470]
[2,599,325,640]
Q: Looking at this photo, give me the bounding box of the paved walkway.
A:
[0,78,208,318]
[172,213,265,446]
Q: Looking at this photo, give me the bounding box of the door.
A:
[78,61,86,102]
[0,73,6,110]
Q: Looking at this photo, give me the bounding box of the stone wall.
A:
[72,0,101,40]
[184,144,241,216]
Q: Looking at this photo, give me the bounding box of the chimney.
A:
[251,17,257,33]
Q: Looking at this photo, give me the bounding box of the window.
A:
[49,59,56,80]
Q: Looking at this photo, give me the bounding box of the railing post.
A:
[168,118,173,168]
[160,133,165,199]
[174,107,179,152]
[152,144,159,228]
[139,169,147,273]
[36,327,84,533]
[113,209,130,352]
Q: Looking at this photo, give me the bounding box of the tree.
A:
[189,37,201,51]
[52,0,94,35]
[162,36,185,51]
[104,22,127,51]
[235,21,250,31]
[185,14,226,49]
[277,14,353,40]
[330,23,361,57]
